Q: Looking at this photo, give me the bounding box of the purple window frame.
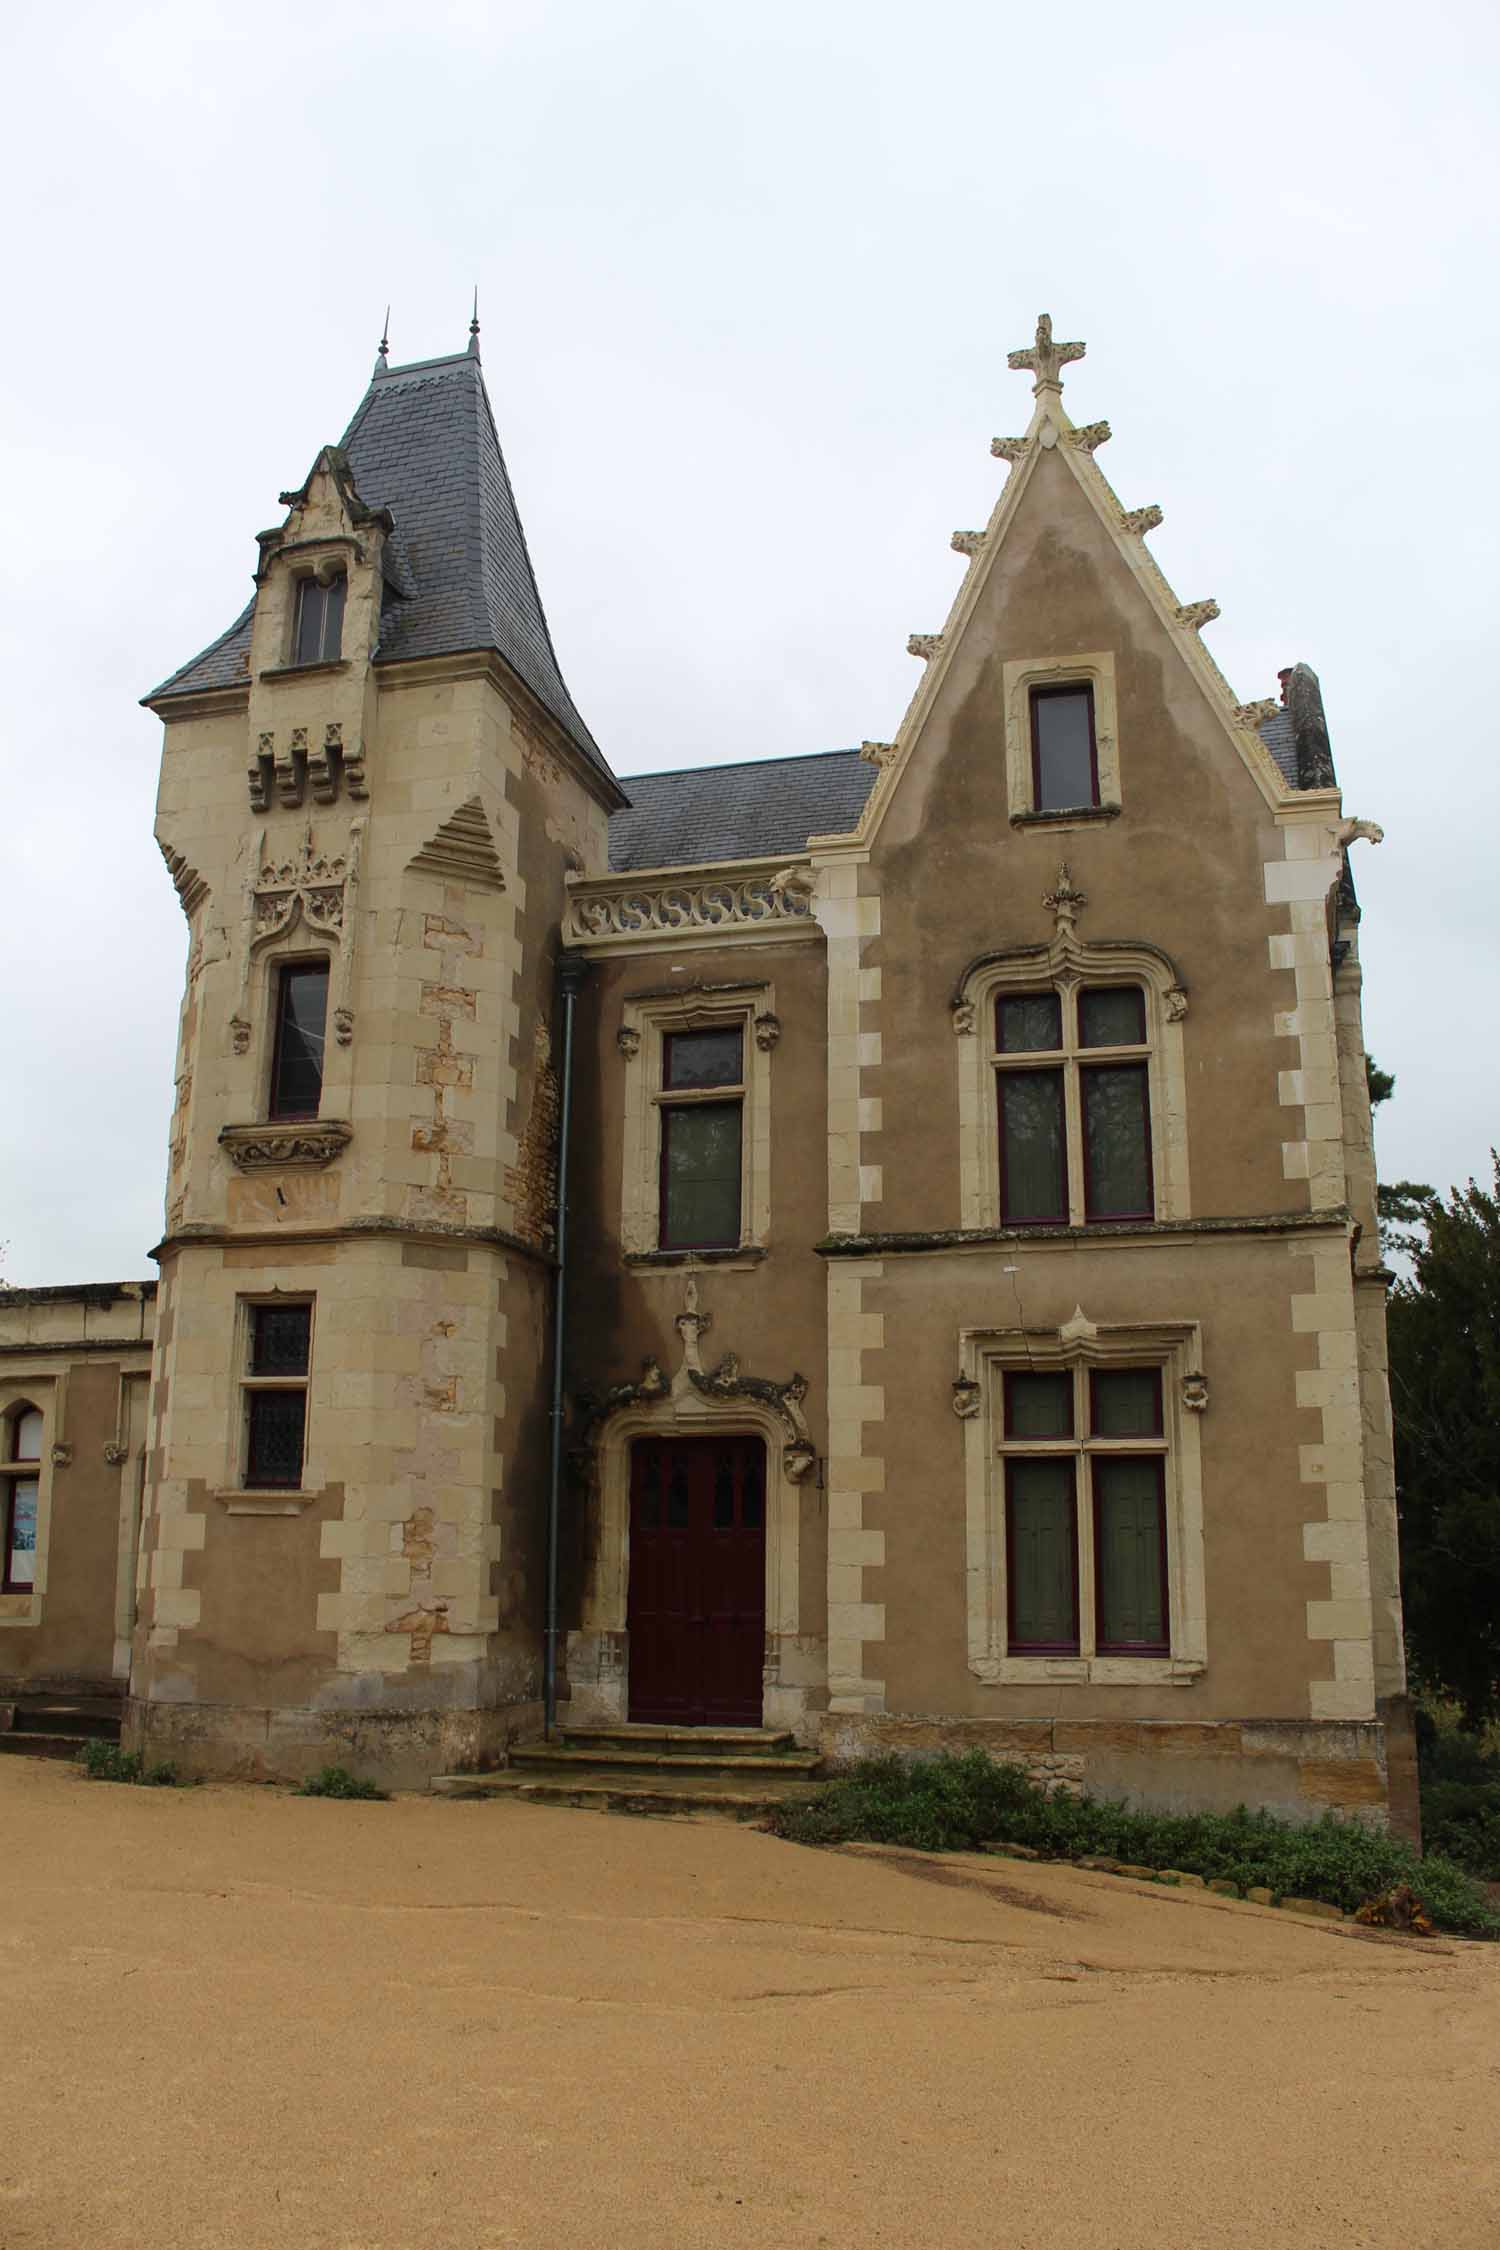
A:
[1080,1061,1154,1223]
[2,1404,40,1595]
[1029,682,1100,812]
[1092,1453,1170,1657]
[1004,1454,1080,1655]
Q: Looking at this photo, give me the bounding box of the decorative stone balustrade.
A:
[565,860,816,949]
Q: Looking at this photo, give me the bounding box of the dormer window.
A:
[1030,684,1099,811]
[293,572,346,666]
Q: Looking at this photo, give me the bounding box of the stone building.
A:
[0,313,1414,1833]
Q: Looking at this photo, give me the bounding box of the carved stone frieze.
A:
[1176,599,1220,631]
[1070,421,1112,453]
[1120,505,1164,536]
[251,827,349,950]
[753,1010,781,1052]
[568,863,813,946]
[218,1120,353,1170]
[907,633,944,661]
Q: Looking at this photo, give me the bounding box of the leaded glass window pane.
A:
[1007,1458,1077,1651]
[269,963,329,1120]
[998,1070,1066,1223]
[1004,1371,1073,1438]
[1079,986,1145,1048]
[1095,1458,1167,1651]
[1082,1064,1151,1218]
[1091,1368,1162,1436]
[6,1477,37,1589]
[662,1102,742,1247]
[250,1303,311,1376]
[246,1391,306,1489]
[997,993,1062,1053]
[1031,687,1097,810]
[664,1029,743,1090]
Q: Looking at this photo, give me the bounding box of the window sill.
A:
[625,1246,768,1271]
[1009,804,1122,830]
[258,659,351,682]
[219,1121,352,1171]
[972,1655,1205,1686]
[0,1592,38,1622]
[214,1487,321,1516]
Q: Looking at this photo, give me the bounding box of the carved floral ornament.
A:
[949,870,1189,1036]
[218,1120,353,1171]
[574,1270,816,1484]
[567,862,814,946]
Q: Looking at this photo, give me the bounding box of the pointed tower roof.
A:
[147,343,616,793]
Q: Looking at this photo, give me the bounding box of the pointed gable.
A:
[147,347,614,790]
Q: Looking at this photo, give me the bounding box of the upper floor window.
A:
[243,1302,312,1490]
[994,984,1152,1226]
[269,961,329,1120]
[1030,684,1098,812]
[2,1404,41,1592]
[659,1028,744,1250]
[293,572,346,666]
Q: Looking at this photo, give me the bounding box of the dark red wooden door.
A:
[627,1435,766,1726]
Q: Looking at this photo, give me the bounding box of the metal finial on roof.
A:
[1007,312,1085,397]
[374,306,391,378]
[468,287,481,359]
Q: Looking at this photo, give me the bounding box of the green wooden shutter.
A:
[1007,1458,1078,1650]
[1095,1457,1166,1651]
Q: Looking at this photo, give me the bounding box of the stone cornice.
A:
[143,683,252,722]
[565,856,818,953]
[817,1209,1353,1258]
[149,1215,556,1270]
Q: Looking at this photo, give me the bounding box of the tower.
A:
[130,327,624,1780]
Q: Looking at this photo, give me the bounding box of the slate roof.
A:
[1258,709,1298,787]
[146,348,613,788]
[608,749,877,872]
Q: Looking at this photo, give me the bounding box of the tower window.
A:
[243,1303,312,1490]
[268,962,329,1120]
[1030,684,1099,811]
[293,572,346,666]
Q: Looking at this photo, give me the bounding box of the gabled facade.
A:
[0,316,1414,1834]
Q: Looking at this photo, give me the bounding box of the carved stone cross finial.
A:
[1043,863,1088,938]
[1008,313,1085,396]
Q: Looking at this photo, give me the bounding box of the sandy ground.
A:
[2,1762,1497,2250]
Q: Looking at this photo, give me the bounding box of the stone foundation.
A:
[814,1711,1416,1839]
[124,1694,544,1789]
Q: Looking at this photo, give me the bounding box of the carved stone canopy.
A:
[218,1120,352,1170]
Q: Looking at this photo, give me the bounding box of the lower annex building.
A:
[0,313,1415,1835]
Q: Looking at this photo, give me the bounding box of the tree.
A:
[1388,1156,1500,1727]
[1365,1055,1435,1260]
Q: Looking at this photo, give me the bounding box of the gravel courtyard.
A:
[1,1759,1496,2250]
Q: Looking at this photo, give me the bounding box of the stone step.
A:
[0,1730,99,1762]
[557,1725,796,1756]
[7,1705,122,1740]
[510,1743,821,1778]
[430,1765,822,1820]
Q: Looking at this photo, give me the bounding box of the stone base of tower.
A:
[122,1688,542,1789]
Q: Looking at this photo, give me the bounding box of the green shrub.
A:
[296,1764,390,1801]
[770,1750,1499,1940]
[1416,1718,1500,1879]
[78,1739,179,1787]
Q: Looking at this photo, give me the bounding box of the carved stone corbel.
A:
[50,1444,72,1468]
[951,1375,982,1419]
[951,1000,976,1037]
[1120,506,1164,536]
[1070,421,1112,453]
[230,1015,252,1055]
[1176,600,1220,630]
[103,1442,129,1467]
[334,1007,355,1047]
[907,633,943,661]
[753,1011,781,1052]
[1181,1372,1209,1413]
[950,531,985,558]
[990,436,1028,463]
[617,1024,641,1060]
[1164,986,1189,1022]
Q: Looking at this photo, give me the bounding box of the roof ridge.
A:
[619,746,863,784]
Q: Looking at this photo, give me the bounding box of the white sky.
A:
[2,0,1496,1284]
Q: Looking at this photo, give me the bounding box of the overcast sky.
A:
[2,0,1495,1284]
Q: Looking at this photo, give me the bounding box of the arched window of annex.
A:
[2,1400,44,1595]
[950,934,1190,1232]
